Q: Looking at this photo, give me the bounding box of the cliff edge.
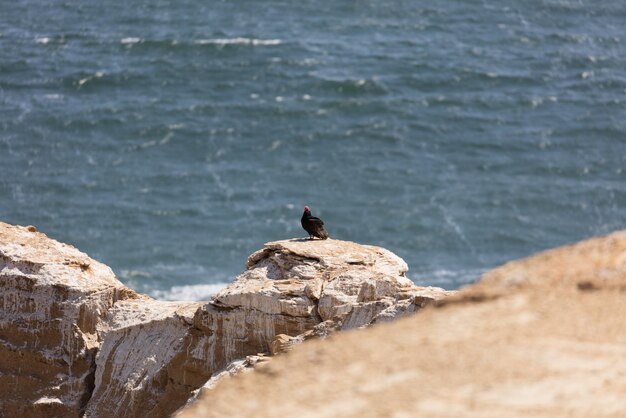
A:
[179,230,626,418]
[0,222,450,417]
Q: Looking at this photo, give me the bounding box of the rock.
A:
[174,354,270,416]
[178,230,626,418]
[478,229,626,291]
[270,334,304,355]
[176,239,450,412]
[1,223,449,417]
[214,239,450,332]
[0,222,135,417]
[84,298,204,418]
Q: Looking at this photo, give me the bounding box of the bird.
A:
[301,206,329,240]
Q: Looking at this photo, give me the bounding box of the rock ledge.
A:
[0,223,450,417]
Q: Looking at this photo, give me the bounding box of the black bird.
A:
[301,206,329,240]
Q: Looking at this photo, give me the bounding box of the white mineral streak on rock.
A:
[0,223,450,417]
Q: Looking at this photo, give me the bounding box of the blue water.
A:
[1,0,625,299]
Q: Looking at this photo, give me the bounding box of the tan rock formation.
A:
[175,354,270,416]
[84,298,203,417]
[179,230,626,418]
[212,239,448,333]
[0,223,448,417]
[168,239,450,414]
[478,229,626,291]
[0,222,134,417]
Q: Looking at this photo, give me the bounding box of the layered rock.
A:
[0,223,135,417]
[179,230,626,418]
[0,222,449,417]
[84,298,203,417]
[212,239,448,335]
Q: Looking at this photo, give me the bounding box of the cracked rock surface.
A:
[214,238,449,332]
[0,223,450,417]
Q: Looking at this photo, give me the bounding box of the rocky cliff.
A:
[0,222,450,417]
[0,223,133,417]
[179,230,626,418]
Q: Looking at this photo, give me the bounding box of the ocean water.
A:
[1,0,625,300]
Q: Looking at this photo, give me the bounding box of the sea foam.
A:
[150,283,230,301]
[194,37,281,46]
[121,37,142,45]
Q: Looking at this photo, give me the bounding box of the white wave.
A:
[530,97,543,108]
[150,283,230,301]
[77,71,104,87]
[121,37,142,45]
[411,268,486,287]
[35,37,50,44]
[194,37,282,46]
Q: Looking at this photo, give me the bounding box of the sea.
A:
[1,0,625,300]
